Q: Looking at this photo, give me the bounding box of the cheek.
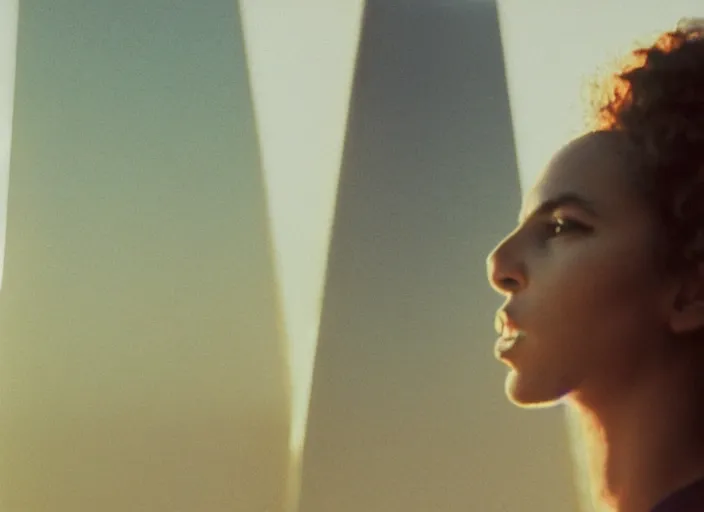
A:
[528,238,663,365]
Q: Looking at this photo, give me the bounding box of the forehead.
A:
[521,131,644,219]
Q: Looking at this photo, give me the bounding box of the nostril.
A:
[498,276,521,293]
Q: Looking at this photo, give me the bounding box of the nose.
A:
[486,241,527,295]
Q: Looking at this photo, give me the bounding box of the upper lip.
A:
[494,310,522,339]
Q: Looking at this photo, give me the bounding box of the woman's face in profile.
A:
[487,131,674,408]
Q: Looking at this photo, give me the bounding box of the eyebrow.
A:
[518,192,599,224]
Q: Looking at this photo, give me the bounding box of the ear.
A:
[668,262,704,335]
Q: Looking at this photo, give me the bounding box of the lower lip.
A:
[494,335,523,359]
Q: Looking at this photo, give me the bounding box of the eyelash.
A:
[544,217,588,238]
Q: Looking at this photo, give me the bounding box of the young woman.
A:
[486,21,704,512]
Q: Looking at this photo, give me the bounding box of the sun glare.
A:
[238,2,366,510]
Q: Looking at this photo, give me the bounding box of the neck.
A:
[567,352,704,512]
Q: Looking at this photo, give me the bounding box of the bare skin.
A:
[574,352,704,512]
[487,131,704,512]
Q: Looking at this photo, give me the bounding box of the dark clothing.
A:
[652,478,704,512]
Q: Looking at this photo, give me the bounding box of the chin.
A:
[504,369,568,409]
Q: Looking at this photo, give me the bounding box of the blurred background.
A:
[0,0,702,511]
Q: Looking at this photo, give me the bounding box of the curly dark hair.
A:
[591,19,704,273]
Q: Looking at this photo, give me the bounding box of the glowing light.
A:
[238,1,365,508]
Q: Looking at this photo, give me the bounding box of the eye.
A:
[544,217,588,238]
